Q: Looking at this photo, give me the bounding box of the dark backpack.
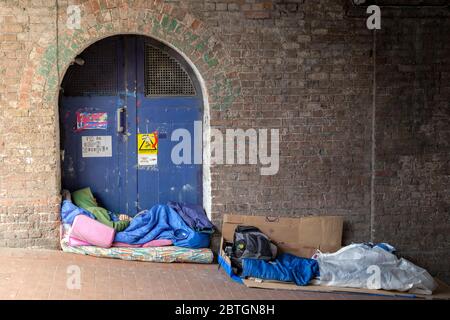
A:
[231,225,276,272]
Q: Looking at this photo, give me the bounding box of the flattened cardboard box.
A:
[218,214,450,299]
[220,214,343,258]
[242,278,450,300]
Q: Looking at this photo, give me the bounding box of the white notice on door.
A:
[138,154,157,166]
[82,136,112,158]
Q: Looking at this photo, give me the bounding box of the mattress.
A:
[60,224,214,264]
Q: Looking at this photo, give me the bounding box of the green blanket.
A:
[72,187,129,232]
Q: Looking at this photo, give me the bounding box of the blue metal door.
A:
[135,37,203,212]
[60,35,203,215]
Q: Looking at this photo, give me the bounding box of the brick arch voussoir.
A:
[23,2,241,112]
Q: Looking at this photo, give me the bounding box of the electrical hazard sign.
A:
[137,133,158,166]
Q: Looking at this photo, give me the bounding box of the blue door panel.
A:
[135,119,203,211]
[135,36,203,212]
[60,96,124,212]
[121,36,138,214]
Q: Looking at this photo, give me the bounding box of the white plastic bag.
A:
[313,244,437,294]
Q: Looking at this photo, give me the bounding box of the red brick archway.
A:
[16,1,241,247]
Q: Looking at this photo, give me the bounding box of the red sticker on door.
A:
[76,112,108,130]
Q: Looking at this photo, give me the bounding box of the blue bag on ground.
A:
[241,253,319,286]
[114,204,210,248]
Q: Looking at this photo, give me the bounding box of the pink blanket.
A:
[70,215,115,248]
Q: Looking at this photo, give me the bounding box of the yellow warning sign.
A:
[138,133,158,155]
[137,133,158,166]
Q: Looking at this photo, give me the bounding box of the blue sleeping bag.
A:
[241,253,319,286]
[60,200,95,224]
[167,201,215,233]
[114,204,210,249]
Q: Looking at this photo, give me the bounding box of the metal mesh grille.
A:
[62,39,118,96]
[145,45,196,96]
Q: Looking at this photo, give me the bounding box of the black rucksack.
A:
[231,225,277,272]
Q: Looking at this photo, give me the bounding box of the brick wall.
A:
[374,10,450,282]
[0,0,448,282]
[0,1,61,248]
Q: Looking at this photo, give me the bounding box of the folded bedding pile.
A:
[59,188,215,264]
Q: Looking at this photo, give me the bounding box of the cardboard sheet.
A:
[243,278,450,300]
[222,214,343,258]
